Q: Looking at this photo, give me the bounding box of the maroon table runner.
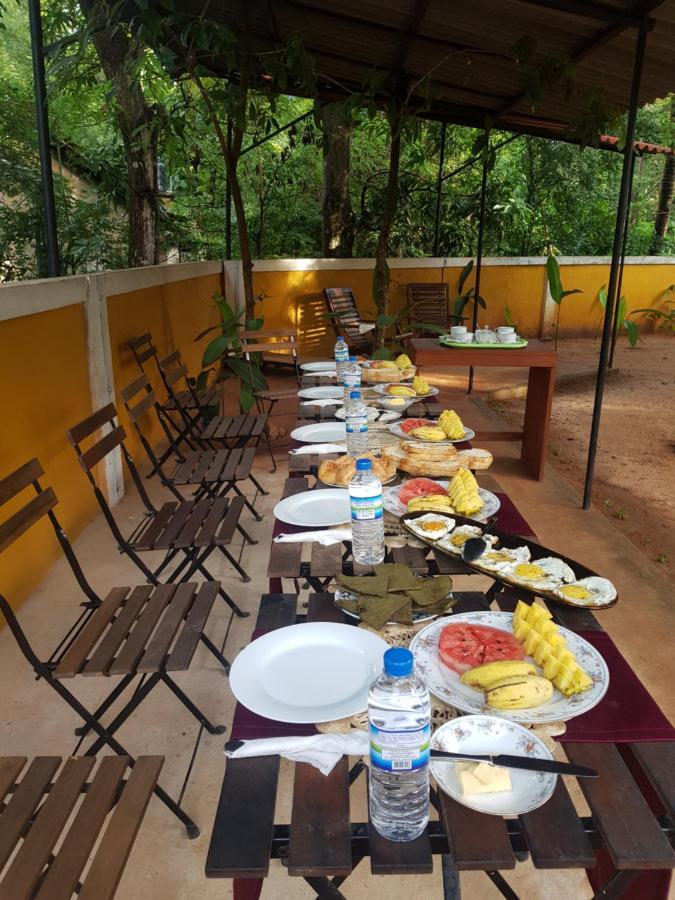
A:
[557,630,675,743]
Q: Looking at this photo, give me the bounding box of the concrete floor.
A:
[1,375,673,899]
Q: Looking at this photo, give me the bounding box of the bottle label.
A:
[346,417,368,434]
[370,724,430,771]
[350,492,382,521]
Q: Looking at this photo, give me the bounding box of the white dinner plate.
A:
[273,488,351,527]
[383,482,500,522]
[388,421,476,443]
[291,422,347,443]
[300,361,337,373]
[230,622,389,723]
[298,386,344,400]
[334,407,401,423]
[372,383,439,398]
[431,716,556,816]
[410,611,609,724]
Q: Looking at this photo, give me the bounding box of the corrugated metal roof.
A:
[160,0,675,148]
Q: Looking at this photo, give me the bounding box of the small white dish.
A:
[431,715,557,816]
[301,361,337,373]
[230,622,388,723]
[273,488,350,527]
[497,333,518,344]
[450,326,467,335]
[451,333,473,343]
[291,422,347,443]
[298,386,344,400]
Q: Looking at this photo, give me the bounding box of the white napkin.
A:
[359,323,376,334]
[289,443,346,455]
[274,527,352,546]
[226,731,369,776]
[299,398,341,407]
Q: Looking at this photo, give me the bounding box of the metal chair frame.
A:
[67,404,254,598]
[0,459,231,838]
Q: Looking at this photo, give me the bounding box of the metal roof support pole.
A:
[225,118,233,260]
[583,24,648,510]
[28,0,59,277]
[468,132,490,394]
[608,150,637,368]
[433,121,447,257]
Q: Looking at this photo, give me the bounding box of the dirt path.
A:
[488,335,674,581]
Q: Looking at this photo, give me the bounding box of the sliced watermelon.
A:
[438,623,523,673]
[400,418,434,434]
[399,477,447,506]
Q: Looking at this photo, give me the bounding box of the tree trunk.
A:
[649,155,675,255]
[373,110,402,346]
[319,102,354,257]
[79,0,159,267]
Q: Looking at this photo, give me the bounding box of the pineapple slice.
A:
[513,619,531,642]
[556,648,576,668]
[513,600,531,626]
[533,639,553,668]
[572,667,594,693]
[542,655,562,681]
[539,620,558,641]
[555,663,577,696]
[523,629,542,658]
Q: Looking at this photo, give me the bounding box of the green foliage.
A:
[546,254,582,305]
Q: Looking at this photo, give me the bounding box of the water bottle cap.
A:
[355,458,371,471]
[337,336,344,342]
[349,391,360,400]
[349,355,358,362]
[384,647,413,677]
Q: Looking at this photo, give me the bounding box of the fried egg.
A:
[504,560,561,591]
[555,576,617,607]
[533,557,576,584]
[407,513,454,541]
[474,545,531,573]
[437,524,498,556]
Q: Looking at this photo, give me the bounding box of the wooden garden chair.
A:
[67,405,255,592]
[0,458,232,837]
[0,754,162,898]
[240,327,301,383]
[323,287,376,354]
[405,282,467,336]
[121,373,263,523]
[130,333,219,413]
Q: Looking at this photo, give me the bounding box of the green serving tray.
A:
[438,335,529,349]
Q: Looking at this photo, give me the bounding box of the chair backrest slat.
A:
[242,342,294,353]
[127,392,156,424]
[0,487,57,553]
[159,350,181,367]
[165,366,188,386]
[240,328,296,339]
[68,404,117,445]
[0,459,44,504]
[121,374,151,403]
[76,425,126,473]
[129,333,157,366]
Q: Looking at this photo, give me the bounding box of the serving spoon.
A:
[461,517,497,563]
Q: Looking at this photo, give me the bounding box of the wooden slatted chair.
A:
[0,755,162,898]
[130,333,219,413]
[67,405,254,593]
[405,282,467,336]
[323,287,376,354]
[240,328,301,383]
[121,373,263,523]
[0,459,233,837]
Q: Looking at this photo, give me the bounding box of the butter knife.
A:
[430,749,598,778]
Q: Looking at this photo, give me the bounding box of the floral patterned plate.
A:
[410,611,609,724]
[431,715,556,815]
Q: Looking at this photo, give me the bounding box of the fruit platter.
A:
[360,354,416,383]
[410,608,609,724]
[383,471,500,521]
[388,411,475,444]
[371,377,438,398]
[401,509,619,609]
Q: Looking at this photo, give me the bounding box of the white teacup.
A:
[452,332,473,343]
[450,325,467,335]
[496,326,515,335]
[498,332,518,343]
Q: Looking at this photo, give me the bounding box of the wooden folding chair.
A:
[405,282,466,336]
[0,754,162,897]
[67,405,255,593]
[240,328,301,383]
[121,373,263,523]
[323,287,376,354]
[130,333,219,413]
[0,459,232,837]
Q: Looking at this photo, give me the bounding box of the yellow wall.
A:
[0,305,98,609]
[252,261,673,354]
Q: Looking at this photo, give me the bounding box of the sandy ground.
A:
[488,335,674,581]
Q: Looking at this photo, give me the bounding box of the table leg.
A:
[521,365,555,481]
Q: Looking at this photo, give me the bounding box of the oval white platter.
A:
[273,488,350,527]
[372,383,440,398]
[300,361,337,373]
[383,482,500,522]
[388,421,476,444]
[409,611,609,725]
[431,715,556,816]
[291,422,347,443]
[298,386,344,400]
[230,622,389,723]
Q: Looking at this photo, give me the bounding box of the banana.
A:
[486,675,553,710]
[373,359,398,369]
[407,495,455,513]
[411,426,446,441]
[395,354,412,369]
[460,660,537,691]
[387,385,416,397]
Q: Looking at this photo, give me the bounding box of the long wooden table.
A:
[408,338,557,480]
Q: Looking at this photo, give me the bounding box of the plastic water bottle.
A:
[343,356,362,410]
[349,457,384,565]
[334,336,349,380]
[345,392,369,457]
[368,647,431,842]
